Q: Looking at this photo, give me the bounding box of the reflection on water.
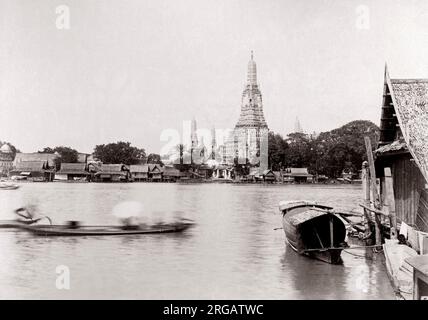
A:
[0,183,395,299]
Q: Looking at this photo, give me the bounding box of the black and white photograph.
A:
[1,0,428,304]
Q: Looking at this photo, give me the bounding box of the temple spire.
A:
[247,51,257,86]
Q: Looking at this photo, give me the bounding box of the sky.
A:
[1,0,428,154]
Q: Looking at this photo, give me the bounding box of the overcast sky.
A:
[1,0,428,154]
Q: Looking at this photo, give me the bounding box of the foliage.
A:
[38,146,79,169]
[268,132,289,171]
[267,120,380,178]
[146,153,163,165]
[93,141,146,165]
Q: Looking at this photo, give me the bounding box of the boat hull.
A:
[17,222,193,236]
[280,202,346,264]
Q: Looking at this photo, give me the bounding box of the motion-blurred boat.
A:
[0,183,20,190]
[278,200,347,264]
[17,220,193,236]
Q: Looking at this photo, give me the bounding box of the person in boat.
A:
[120,216,140,230]
[14,206,52,225]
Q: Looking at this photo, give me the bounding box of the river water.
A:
[0,183,395,299]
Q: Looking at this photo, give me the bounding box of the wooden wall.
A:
[391,155,428,232]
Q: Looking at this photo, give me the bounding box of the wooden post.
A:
[362,161,373,238]
[384,167,397,239]
[364,136,382,247]
[329,216,334,248]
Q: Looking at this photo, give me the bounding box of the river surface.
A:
[0,183,395,299]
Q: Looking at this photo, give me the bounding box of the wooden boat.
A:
[279,200,347,264]
[17,221,193,236]
[0,183,20,190]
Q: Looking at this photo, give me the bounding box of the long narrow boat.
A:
[278,200,347,264]
[0,183,20,190]
[17,221,193,236]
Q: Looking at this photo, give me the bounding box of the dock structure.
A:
[363,65,428,299]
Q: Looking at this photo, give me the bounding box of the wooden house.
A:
[14,152,58,168]
[374,66,428,234]
[162,166,182,182]
[10,160,55,181]
[129,165,149,181]
[262,169,276,183]
[148,164,163,181]
[282,168,313,183]
[94,164,130,182]
[56,163,90,181]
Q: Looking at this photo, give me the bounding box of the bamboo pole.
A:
[384,167,397,239]
[364,136,382,247]
[361,161,373,239]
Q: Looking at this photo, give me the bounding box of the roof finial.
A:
[251,50,254,60]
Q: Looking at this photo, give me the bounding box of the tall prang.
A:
[226,51,269,171]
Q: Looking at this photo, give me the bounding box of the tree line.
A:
[268,120,380,178]
[5,119,380,177]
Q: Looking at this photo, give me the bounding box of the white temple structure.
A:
[224,51,269,171]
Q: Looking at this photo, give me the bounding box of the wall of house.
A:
[391,155,428,232]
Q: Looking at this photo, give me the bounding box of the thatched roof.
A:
[375,139,408,155]
[262,169,275,176]
[148,164,163,172]
[14,161,47,172]
[283,168,312,177]
[129,165,149,173]
[163,166,181,177]
[57,163,88,175]
[14,153,58,167]
[380,66,428,182]
[96,164,129,174]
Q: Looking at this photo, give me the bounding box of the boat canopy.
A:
[287,209,334,226]
[278,200,332,212]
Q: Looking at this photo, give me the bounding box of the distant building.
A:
[55,163,90,181]
[129,165,149,181]
[0,144,14,176]
[93,164,130,182]
[162,166,182,182]
[224,51,269,172]
[14,152,58,168]
[10,160,55,181]
[262,169,276,183]
[294,117,303,133]
[282,168,313,183]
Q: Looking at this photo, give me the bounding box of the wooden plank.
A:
[384,167,397,239]
[359,203,389,216]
